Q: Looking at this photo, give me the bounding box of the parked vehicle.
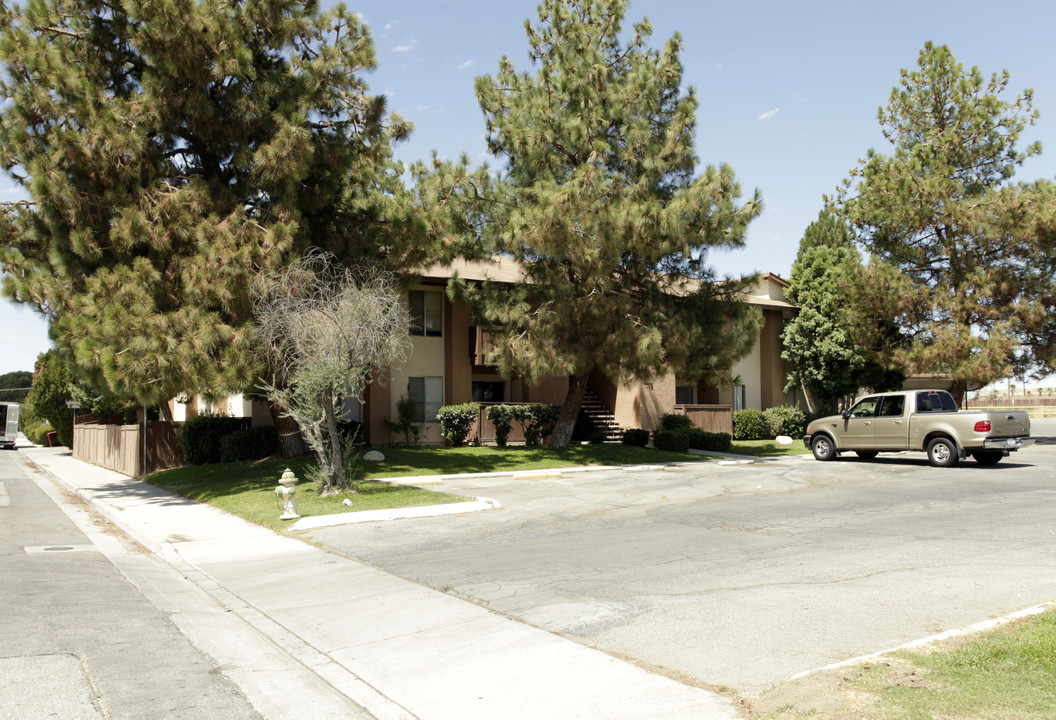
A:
[804,389,1032,467]
[0,402,19,450]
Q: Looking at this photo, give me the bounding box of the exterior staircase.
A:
[580,388,624,442]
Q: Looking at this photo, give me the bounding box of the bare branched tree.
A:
[255,250,411,494]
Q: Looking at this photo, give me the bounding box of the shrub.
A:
[176,413,246,465]
[622,428,650,447]
[586,429,607,444]
[511,404,561,446]
[485,404,515,447]
[763,405,807,438]
[24,421,52,446]
[687,429,733,452]
[436,403,480,447]
[385,393,421,446]
[653,429,690,452]
[658,413,694,432]
[219,426,279,463]
[733,408,769,441]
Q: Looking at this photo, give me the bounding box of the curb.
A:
[290,497,502,531]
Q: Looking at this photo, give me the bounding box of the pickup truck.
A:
[804,389,1032,467]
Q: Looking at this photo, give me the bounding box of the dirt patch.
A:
[741,658,931,719]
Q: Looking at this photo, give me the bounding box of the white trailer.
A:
[0,402,19,449]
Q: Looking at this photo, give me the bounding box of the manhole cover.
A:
[24,545,97,554]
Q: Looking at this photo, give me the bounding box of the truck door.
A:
[872,395,907,449]
[842,396,880,449]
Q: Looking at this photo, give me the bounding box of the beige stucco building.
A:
[176,261,798,445]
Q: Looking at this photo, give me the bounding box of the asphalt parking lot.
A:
[307,419,1056,695]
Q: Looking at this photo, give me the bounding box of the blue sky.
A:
[3,0,1056,377]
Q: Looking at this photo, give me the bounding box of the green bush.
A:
[177,413,247,465]
[733,408,769,440]
[687,429,733,452]
[436,403,480,447]
[511,404,561,446]
[24,421,53,446]
[653,429,690,452]
[586,429,606,444]
[485,404,515,447]
[219,426,279,463]
[658,413,694,432]
[622,428,650,447]
[385,392,422,446]
[763,405,807,438]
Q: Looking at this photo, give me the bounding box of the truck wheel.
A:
[855,451,878,460]
[972,450,1003,466]
[811,435,836,461]
[927,437,959,467]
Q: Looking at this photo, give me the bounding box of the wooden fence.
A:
[673,404,734,435]
[469,402,531,445]
[73,419,185,476]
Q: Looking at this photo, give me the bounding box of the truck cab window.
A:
[878,396,905,417]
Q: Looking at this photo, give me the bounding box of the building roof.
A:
[412,258,797,310]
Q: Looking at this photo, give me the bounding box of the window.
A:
[340,395,362,423]
[849,396,880,418]
[877,395,905,417]
[675,385,695,405]
[733,384,746,411]
[472,381,505,402]
[409,290,442,337]
[916,391,957,413]
[408,377,443,422]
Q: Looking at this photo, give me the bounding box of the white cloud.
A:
[458,60,475,70]
[757,107,780,121]
[384,20,400,31]
[393,38,417,53]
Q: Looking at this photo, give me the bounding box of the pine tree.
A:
[835,42,1056,403]
[0,0,417,406]
[465,0,763,449]
[781,211,902,415]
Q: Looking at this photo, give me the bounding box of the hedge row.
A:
[176,414,277,465]
[435,403,562,447]
[733,406,807,441]
[622,413,733,453]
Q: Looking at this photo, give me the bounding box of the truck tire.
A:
[972,450,1003,466]
[811,434,837,461]
[927,437,959,467]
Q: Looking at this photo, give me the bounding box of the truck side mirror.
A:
[842,410,851,420]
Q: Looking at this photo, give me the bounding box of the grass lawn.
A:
[144,444,710,532]
[730,439,812,457]
[750,606,1056,719]
[359,443,712,478]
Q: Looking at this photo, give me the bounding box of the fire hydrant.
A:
[275,467,300,520]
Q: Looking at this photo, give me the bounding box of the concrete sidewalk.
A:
[19,444,739,720]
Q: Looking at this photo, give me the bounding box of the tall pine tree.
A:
[466,0,762,449]
[0,0,420,406]
[835,43,1056,403]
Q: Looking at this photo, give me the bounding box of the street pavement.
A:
[307,420,1056,694]
[0,449,266,720]
[12,440,738,720]
[10,418,1054,716]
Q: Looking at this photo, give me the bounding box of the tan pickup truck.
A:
[804,389,1032,467]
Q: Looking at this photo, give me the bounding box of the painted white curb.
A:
[790,601,1056,681]
[290,497,501,531]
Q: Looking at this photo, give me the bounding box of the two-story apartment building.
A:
[175,260,797,445]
